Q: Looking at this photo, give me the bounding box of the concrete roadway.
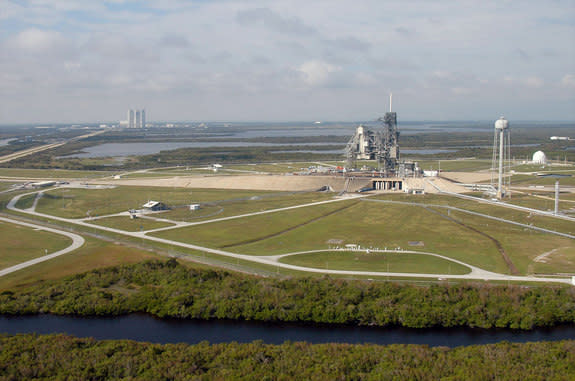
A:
[6,190,574,285]
[0,216,85,277]
[0,130,106,164]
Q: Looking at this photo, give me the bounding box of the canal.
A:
[1,314,574,347]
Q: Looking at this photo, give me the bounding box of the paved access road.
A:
[0,216,85,277]
[0,130,106,164]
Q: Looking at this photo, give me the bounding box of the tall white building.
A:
[127,109,146,128]
[127,109,135,128]
[135,110,141,129]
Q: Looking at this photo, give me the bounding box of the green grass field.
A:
[371,193,575,236]
[0,182,20,192]
[506,193,573,212]
[87,216,174,232]
[159,192,334,222]
[35,187,276,219]
[443,209,574,274]
[152,200,360,251]
[416,159,492,172]
[280,251,470,274]
[14,194,36,209]
[512,164,575,173]
[511,174,575,186]
[0,221,72,269]
[153,195,575,275]
[230,201,509,272]
[152,200,507,272]
[0,168,110,179]
[225,162,331,173]
[0,238,163,290]
[119,169,228,178]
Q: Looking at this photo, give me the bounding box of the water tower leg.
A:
[497,129,504,199]
[555,180,559,215]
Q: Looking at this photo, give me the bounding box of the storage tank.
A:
[532,151,547,164]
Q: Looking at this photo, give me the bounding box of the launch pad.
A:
[344,94,421,180]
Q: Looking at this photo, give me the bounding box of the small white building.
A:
[532,151,547,165]
[189,204,200,211]
[142,201,168,211]
[29,181,56,188]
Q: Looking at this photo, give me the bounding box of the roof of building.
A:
[143,201,161,208]
[532,150,547,163]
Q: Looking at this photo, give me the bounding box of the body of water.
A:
[270,148,457,155]
[61,123,494,158]
[0,138,15,146]
[1,314,573,347]
[63,142,339,158]
[226,124,490,139]
[67,143,461,159]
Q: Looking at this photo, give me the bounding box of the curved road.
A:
[6,190,574,285]
[0,216,85,277]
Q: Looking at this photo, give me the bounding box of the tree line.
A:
[0,334,573,380]
[1,259,574,329]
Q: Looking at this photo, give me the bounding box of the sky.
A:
[1,0,574,123]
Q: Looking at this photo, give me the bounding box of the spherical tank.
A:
[532,151,547,164]
[495,117,509,130]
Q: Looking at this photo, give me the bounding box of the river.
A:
[1,314,573,347]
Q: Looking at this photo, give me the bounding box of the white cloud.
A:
[297,60,341,86]
[0,0,574,122]
[561,74,575,89]
[11,28,63,52]
[524,76,544,88]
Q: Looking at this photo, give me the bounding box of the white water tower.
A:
[491,117,511,199]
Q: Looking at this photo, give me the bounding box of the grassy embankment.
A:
[281,251,470,274]
[0,168,110,179]
[0,221,72,269]
[0,237,162,290]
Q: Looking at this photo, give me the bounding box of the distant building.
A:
[550,136,569,141]
[127,110,134,128]
[532,151,547,165]
[135,110,141,129]
[127,109,146,128]
[189,204,200,211]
